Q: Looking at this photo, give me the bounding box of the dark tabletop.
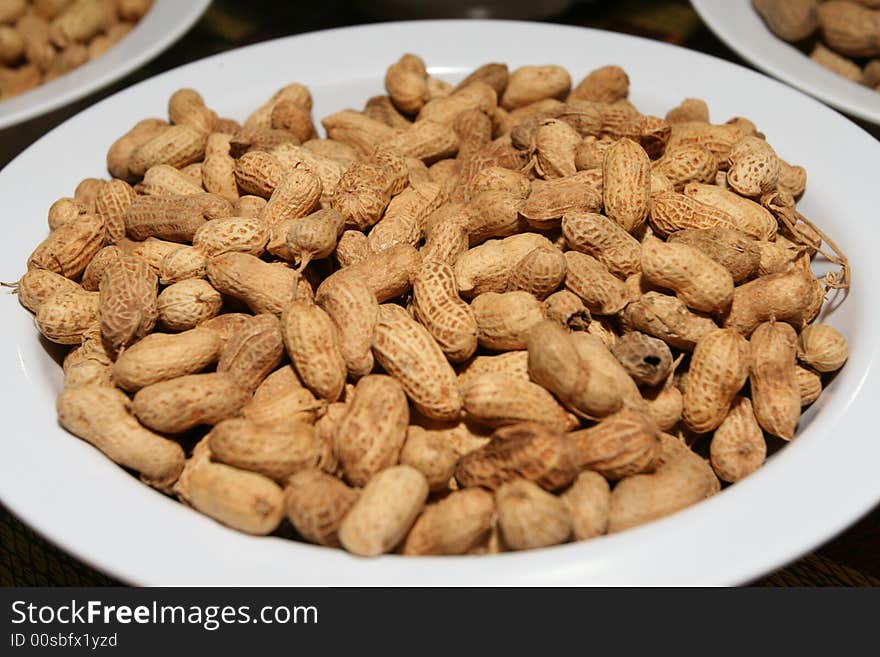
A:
[1,0,878,587]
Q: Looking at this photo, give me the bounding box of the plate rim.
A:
[1,18,879,586]
[691,0,880,125]
[0,0,211,130]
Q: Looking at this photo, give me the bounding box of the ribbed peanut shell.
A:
[368,181,444,253]
[568,410,660,480]
[157,278,222,331]
[797,323,848,372]
[709,396,766,482]
[16,268,80,313]
[334,374,409,486]
[180,456,284,536]
[207,252,300,316]
[723,266,815,336]
[651,143,717,189]
[454,233,552,297]
[464,189,526,244]
[124,193,232,242]
[456,422,578,491]
[322,243,421,303]
[94,179,136,243]
[385,120,459,163]
[622,291,717,351]
[462,373,577,431]
[795,365,823,406]
[338,465,429,557]
[726,136,780,197]
[260,166,323,225]
[608,433,719,532]
[749,321,800,440]
[519,171,603,229]
[193,217,269,257]
[402,488,495,555]
[501,65,571,110]
[667,227,761,283]
[682,183,777,240]
[563,250,629,316]
[35,288,99,344]
[314,276,377,378]
[603,138,651,234]
[284,469,359,547]
[682,328,750,433]
[140,164,204,196]
[158,246,208,284]
[562,211,641,278]
[562,471,611,540]
[399,426,459,492]
[471,290,545,351]
[641,236,734,313]
[98,253,158,355]
[372,303,461,421]
[507,245,566,300]
[652,192,738,240]
[57,385,185,489]
[241,371,321,428]
[322,109,394,156]
[128,124,207,178]
[281,299,346,402]
[456,350,530,388]
[209,417,321,483]
[28,212,105,278]
[113,327,222,391]
[106,118,168,181]
[217,314,284,392]
[495,478,572,550]
[411,260,478,362]
[133,372,251,434]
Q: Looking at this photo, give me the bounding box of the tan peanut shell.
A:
[749,321,800,440]
[193,217,268,258]
[723,266,815,336]
[753,0,820,41]
[495,478,572,550]
[157,278,222,331]
[797,323,848,372]
[709,396,766,482]
[682,328,750,433]
[795,365,823,406]
[28,212,105,278]
[648,191,737,237]
[15,268,81,313]
[456,422,577,491]
[35,288,99,344]
[338,465,429,557]
[563,250,629,316]
[456,350,530,388]
[562,211,641,278]
[501,65,571,110]
[471,290,545,350]
[462,373,577,431]
[454,233,552,297]
[209,417,321,483]
[412,260,478,362]
[608,433,719,532]
[543,289,591,331]
[372,303,461,421]
[178,450,285,536]
[682,182,777,240]
[113,327,222,391]
[641,236,734,313]
[334,374,409,487]
[284,469,358,547]
[667,227,761,283]
[98,253,158,355]
[562,471,611,540]
[603,137,651,234]
[507,245,566,300]
[400,426,459,492]
[611,331,674,388]
[132,372,250,434]
[207,252,300,316]
[519,171,603,228]
[568,410,660,480]
[315,276,378,378]
[56,385,185,489]
[622,291,717,351]
[281,299,346,402]
[402,488,495,555]
[217,313,284,392]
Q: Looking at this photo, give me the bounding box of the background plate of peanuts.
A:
[0,19,878,585]
[0,0,210,130]
[692,0,880,126]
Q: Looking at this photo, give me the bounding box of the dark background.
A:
[1,0,878,587]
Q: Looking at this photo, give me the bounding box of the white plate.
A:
[0,0,210,130]
[1,20,878,586]
[692,0,880,125]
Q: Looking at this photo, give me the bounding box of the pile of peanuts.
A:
[14,54,850,557]
[0,0,153,101]
[753,0,880,90]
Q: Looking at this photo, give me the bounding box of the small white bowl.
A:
[0,0,211,129]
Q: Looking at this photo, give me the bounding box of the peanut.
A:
[749,321,800,440]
